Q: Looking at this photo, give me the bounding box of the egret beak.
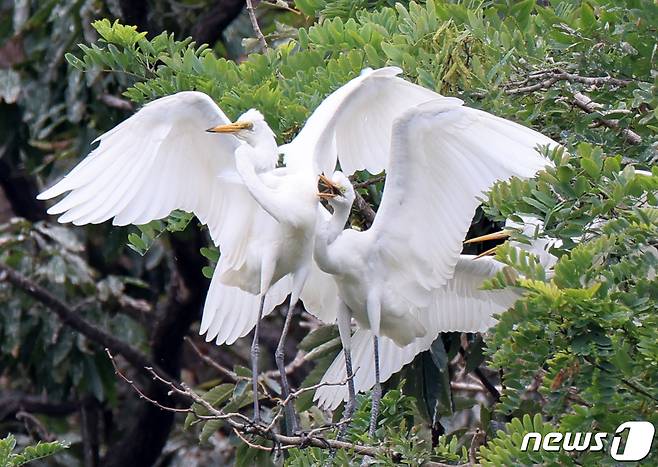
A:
[473,245,499,259]
[206,121,254,133]
[464,230,511,245]
[317,174,342,200]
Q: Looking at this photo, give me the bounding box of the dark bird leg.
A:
[368,335,381,438]
[250,294,266,424]
[275,297,299,435]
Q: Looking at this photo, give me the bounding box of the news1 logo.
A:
[520,421,655,461]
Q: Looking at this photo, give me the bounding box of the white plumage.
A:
[36,67,449,428]
[311,97,559,426]
[315,256,520,410]
[37,67,561,432]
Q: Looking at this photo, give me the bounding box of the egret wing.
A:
[38,91,277,272]
[299,206,340,323]
[299,257,339,324]
[282,67,440,176]
[368,98,558,308]
[202,273,292,345]
[201,256,339,345]
[314,256,520,409]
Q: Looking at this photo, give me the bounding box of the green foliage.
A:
[482,146,657,463]
[0,434,68,467]
[0,218,140,402]
[478,414,572,466]
[3,0,656,464]
[65,0,657,463]
[62,0,657,252]
[126,210,193,256]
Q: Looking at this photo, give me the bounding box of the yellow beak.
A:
[206,121,254,133]
[473,246,499,259]
[317,174,343,199]
[464,229,511,245]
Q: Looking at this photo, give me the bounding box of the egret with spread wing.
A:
[37,91,305,424]
[314,214,569,410]
[37,67,442,432]
[314,255,520,411]
[313,98,559,434]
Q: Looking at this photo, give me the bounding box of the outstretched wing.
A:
[200,205,340,345]
[282,67,440,176]
[37,92,277,267]
[201,273,292,345]
[314,256,520,410]
[367,98,558,309]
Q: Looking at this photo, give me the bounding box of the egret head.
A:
[317,171,354,207]
[206,109,274,146]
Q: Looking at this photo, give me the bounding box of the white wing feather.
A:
[38,92,277,273]
[201,272,292,345]
[314,256,519,410]
[282,67,440,176]
[201,251,339,345]
[368,98,557,308]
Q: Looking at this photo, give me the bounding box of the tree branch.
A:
[101,230,208,467]
[0,262,166,378]
[191,0,245,47]
[483,70,643,146]
[584,356,657,402]
[245,0,269,51]
[352,174,386,189]
[572,92,642,145]
[80,398,100,467]
[0,393,79,420]
[459,347,501,401]
[143,366,386,458]
[353,191,376,228]
[503,69,632,94]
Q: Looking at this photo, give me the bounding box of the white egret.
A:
[317,168,655,414]
[36,67,441,432]
[314,215,559,411]
[312,98,559,433]
[314,255,520,411]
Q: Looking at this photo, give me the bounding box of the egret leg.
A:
[336,302,356,439]
[275,298,298,435]
[251,293,267,424]
[368,335,381,438]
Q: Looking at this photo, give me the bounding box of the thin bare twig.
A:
[504,69,632,94]
[120,363,400,460]
[572,92,642,145]
[245,0,269,51]
[232,427,274,451]
[351,174,386,189]
[146,366,254,424]
[185,337,241,382]
[279,375,356,409]
[105,349,190,414]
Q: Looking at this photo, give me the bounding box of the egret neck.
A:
[314,193,353,275]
